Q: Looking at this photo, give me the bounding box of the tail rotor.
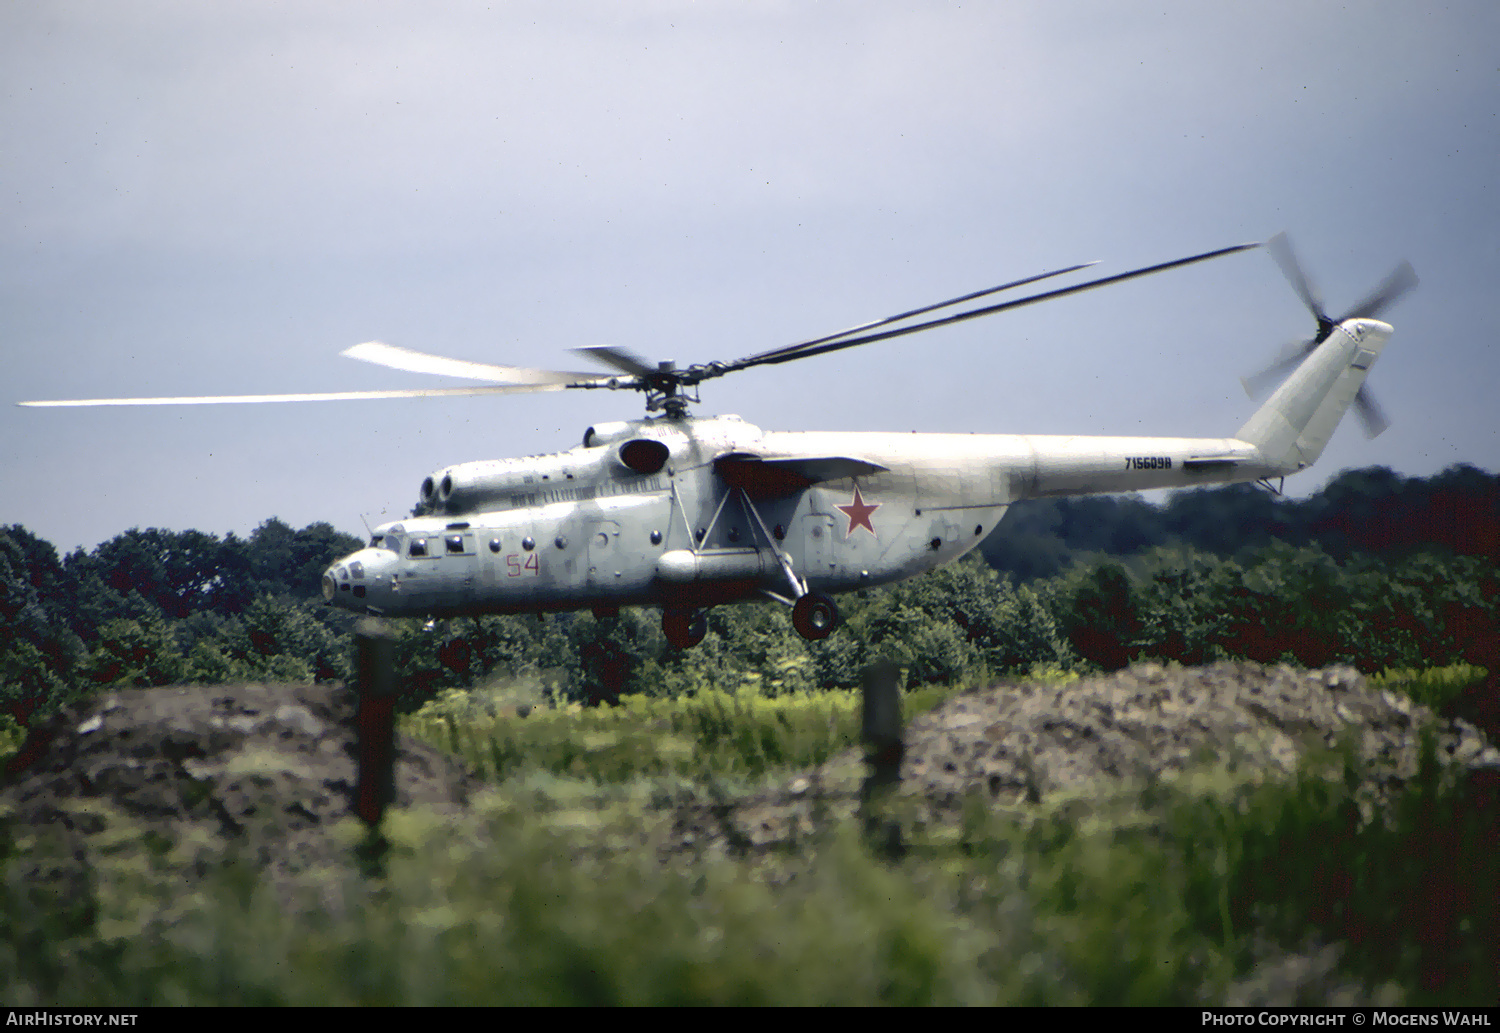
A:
[1242,232,1417,438]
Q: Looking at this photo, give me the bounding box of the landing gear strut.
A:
[791,592,839,641]
[662,608,708,649]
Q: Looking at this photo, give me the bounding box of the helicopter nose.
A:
[323,549,395,612]
[322,561,348,605]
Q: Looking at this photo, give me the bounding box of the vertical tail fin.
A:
[1236,319,1392,474]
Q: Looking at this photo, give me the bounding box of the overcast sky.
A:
[4,1,1496,555]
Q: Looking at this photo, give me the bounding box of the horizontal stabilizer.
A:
[1182,455,1249,470]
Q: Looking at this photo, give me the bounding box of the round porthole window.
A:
[489,538,501,553]
[522,537,535,551]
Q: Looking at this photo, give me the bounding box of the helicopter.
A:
[20,234,1415,649]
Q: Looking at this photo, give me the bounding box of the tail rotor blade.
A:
[1354,383,1390,438]
[1337,260,1418,324]
[1240,338,1317,398]
[1266,232,1328,324]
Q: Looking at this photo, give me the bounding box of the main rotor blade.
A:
[1266,232,1328,323]
[573,345,658,377]
[1335,260,1418,324]
[745,260,1101,365]
[719,242,1261,374]
[343,341,598,385]
[16,383,605,407]
[1354,383,1390,438]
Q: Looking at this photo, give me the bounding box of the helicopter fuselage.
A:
[320,412,1276,622]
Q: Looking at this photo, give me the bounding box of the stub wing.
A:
[714,453,889,498]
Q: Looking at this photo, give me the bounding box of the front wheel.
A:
[791,593,839,641]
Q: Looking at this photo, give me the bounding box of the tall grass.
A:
[1371,663,1489,712]
[402,679,970,784]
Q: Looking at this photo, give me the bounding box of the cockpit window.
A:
[409,538,428,558]
[369,535,383,548]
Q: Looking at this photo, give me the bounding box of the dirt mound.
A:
[678,661,1500,855]
[902,660,1497,809]
[2,682,478,893]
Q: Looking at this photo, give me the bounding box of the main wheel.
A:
[791,593,839,641]
[662,608,708,649]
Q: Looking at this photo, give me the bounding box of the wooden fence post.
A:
[860,657,905,858]
[354,617,397,830]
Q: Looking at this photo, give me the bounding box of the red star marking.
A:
[837,484,880,538]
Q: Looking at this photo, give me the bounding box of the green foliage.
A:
[0,527,84,721]
[82,612,191,690]
[1053,560,1144,670]
[0,714,23,765]
[1172,734,1499,1004]
[1370,664,1489,713]
[243,518,363,599]
[982,463,1500,582]
[404,678,964,783]
[0,642,79,728]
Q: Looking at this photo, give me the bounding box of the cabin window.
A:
[409,538,428,558]
[489,538,501,553]
[446,535,465,554]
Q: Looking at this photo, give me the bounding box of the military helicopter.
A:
[20,234,1415,648]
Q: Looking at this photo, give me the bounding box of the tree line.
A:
[982,463,1498,580]
[2,464,1496,726]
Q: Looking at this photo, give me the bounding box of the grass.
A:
[401,676,975,784]
[1371,663,1489,712]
